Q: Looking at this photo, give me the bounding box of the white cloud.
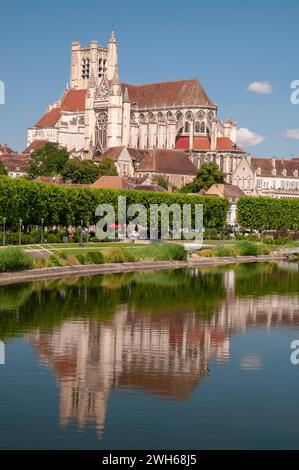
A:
[247,81,273,95]
[281,129,299,140]
[236,128,265,147]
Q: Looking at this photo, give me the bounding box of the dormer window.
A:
[294,170,298,177]
[256,167,261,175]
[282,169,287,177]
[272,168,276,176]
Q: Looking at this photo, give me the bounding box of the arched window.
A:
[176,111,183,122]
[200,121,205,133]
[195,121,201,133]
[95,112,108,154]
[184,121,190,133]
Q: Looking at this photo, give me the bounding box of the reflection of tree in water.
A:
[0,270,226,340]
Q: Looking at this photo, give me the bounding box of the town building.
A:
[205,183,245,226]
[232,155,299,198]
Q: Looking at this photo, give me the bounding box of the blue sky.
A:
[1,0,299,156]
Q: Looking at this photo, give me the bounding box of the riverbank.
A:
[0,254,287,286]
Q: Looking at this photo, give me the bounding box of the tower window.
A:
[81,58,90,79]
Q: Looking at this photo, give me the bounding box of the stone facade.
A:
[27,31,244,175]
[232,155,299,198]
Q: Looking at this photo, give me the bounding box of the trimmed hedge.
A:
[237,196,299,230]
[0,176,229,229]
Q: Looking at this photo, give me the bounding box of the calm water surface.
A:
[0,262,298,449]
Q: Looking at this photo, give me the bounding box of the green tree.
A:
[181,162,226,193]
[97,158,117,177]
[62,158,117,184]
[152,175,169,190]
[0,160,8,176]
[28,142,69,179]
[62,160,101,184]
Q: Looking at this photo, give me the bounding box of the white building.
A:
[232,155,299,198]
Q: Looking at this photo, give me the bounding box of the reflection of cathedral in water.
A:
[28,270,299,437]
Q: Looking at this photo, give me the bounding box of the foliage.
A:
[61,158,117,184]
[28,142,69,178]
[0,247,34,272]
[180,162,226,193]
[236,241,262,256]
[105,247,135,263]
[215,246,238,257]
[0,160,8,176]
[62,160,99,184]
[0,176,229,230]
[86,251,105,264]
[152,175,169,190]
[97,158,118,177]
[237,197,299,230]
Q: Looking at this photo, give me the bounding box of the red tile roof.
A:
[33,175,63,184]
[206,183,245,198]
[91,175,129,189]
[0,155,30,173]
[98,146,149,163]
[175,136,243,152]
[61,89,87,112]
[251,157,299,177]
[97,146,125,161]
[121,79,215,108]
[217,137,243,152]
[35,107,61,128]
[0,144,15,154]
[23,140,49,154]
[34,89,87,128]
[137,149,197,175]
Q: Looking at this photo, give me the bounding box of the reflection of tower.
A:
[27,282,299,439]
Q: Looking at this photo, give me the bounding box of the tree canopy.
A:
[62,158,117,184]
[0,160,8,176]
[181,162,226,193]
[28,143,69,179]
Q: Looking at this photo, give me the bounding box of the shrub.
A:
[263,236,274,244]
[86,251,105,264]
[76,253,87,264]
[215,246,238,257]
[48,256,62,267]
[59,251,68,260]
[153,243,187,261]
[237,241,262,256]
[197,249,215,257]
[46,233,60,244]
[261,245,271,255]
[274,236,288,245]
[203,228,218,240]
[105,247,135,263]
[0,247,34,272]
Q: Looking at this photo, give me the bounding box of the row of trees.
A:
[237,197,299,230]
[0,176,229,229]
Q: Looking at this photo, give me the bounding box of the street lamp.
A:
[86,221,90,244]
[80,219,84,245]
[19,219,23,246]
[2,217,6,247]
[41,218,44,244]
